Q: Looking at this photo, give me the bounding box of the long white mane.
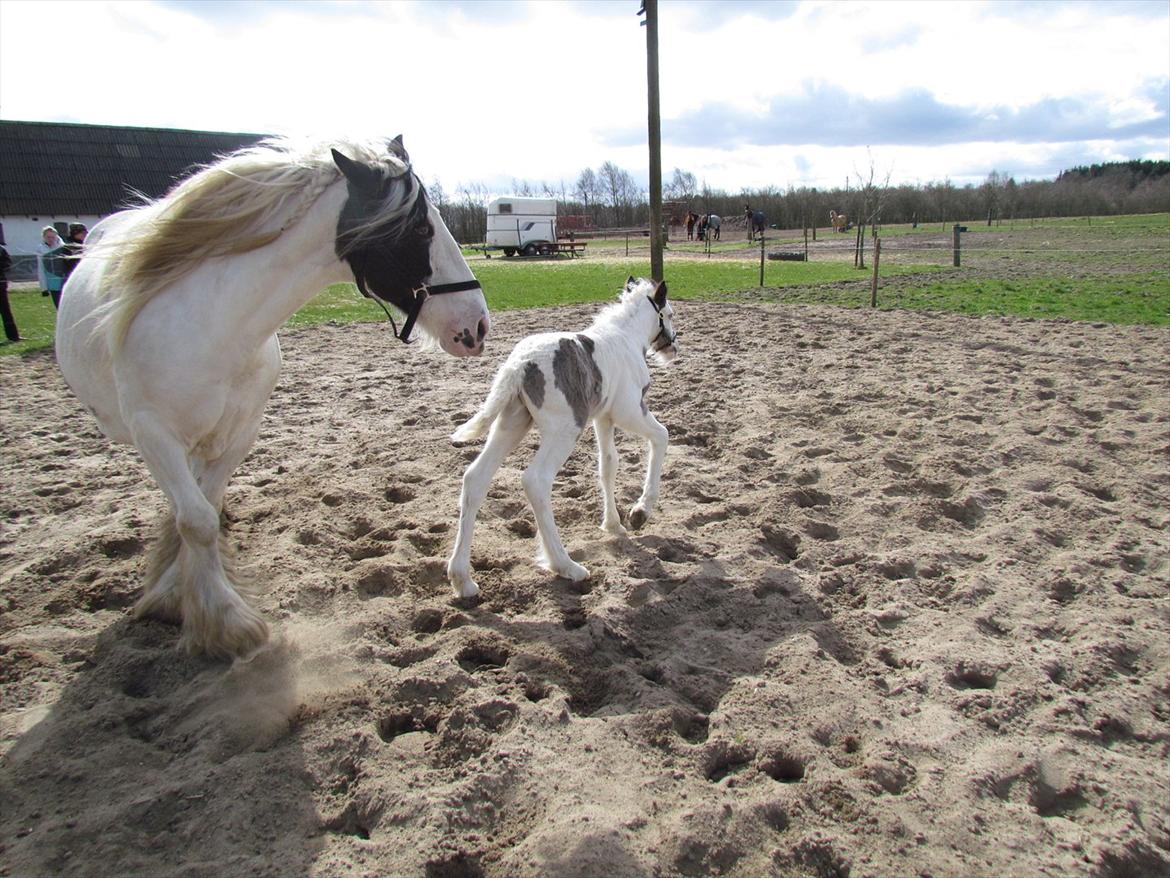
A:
[96,137,407,348]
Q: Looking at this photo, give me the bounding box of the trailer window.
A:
[498,203,512,214]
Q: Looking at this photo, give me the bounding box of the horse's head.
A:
[332,138,489,357]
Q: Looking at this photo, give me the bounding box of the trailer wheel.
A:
[504,247,516,257]
[523,242,540,257]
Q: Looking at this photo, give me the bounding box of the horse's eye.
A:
[416,222,432,237]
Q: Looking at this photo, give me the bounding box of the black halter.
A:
[647,295,677,352]
[356,275,483,344]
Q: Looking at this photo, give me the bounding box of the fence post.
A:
[870,238,881,307]
[804,226,809,261]
[625,233,629,257]
[952,224,961,267]
[759,233,765,286]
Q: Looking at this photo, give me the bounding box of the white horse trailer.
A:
[486,196,557,256]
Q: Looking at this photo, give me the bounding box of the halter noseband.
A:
[647,295,677,353]
[357,275,483,344]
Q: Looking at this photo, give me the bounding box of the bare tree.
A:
[852,155,893,268]
[427,177,447,210]
[575,167,601,220]
[981,170,1006,225]
[665,167,697,201]
[598,161,639,225]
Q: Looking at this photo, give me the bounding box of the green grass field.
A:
[5,212,1168,357]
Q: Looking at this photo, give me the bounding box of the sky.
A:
[1,0,1168,197]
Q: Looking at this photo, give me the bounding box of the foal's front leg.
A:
[523,429,589,582]
[615,408,669,530]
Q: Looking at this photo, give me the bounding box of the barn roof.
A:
[0,120,269,216]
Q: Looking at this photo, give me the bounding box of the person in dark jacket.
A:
[0,243,21,342]
[47,222,87,309]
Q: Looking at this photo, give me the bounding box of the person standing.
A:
[37,226,65,302]
[0,242,20,343]
[48,222,87,309]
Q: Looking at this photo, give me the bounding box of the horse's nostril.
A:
[477,317,489,341]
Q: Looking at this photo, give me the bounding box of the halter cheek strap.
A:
[355,275,483,344]
[647,295,677,352]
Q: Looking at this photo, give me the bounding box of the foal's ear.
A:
[626,275,637,288]
[332,149,383,195]
[388,134,410,164]
[653,280,668,309]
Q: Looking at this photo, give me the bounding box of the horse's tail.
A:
[451,360,526,443]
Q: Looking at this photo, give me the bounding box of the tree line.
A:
[429,159,1170,244]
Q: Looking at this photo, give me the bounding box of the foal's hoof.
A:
[629,507,649,530]
[556,560,590,583]
[447,561,480,600]
[451,578,480,600]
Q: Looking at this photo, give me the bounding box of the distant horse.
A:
[56,135,490,658]
[830,210,849,232]
[447,277,678,598]
[746,206,767,242]
[685,211,700,241]
[706,214,721,241]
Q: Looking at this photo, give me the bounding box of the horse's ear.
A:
[653,280,668,308]
[627,275,636,287]
[388,134,410,163]
[332,149,382,194]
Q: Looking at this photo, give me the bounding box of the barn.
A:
[0,120,267,278]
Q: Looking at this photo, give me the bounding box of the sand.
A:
[1,301,1168,877]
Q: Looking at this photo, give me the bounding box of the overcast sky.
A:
[2,0,1167,196]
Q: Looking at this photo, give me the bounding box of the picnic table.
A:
[553,241,588,258]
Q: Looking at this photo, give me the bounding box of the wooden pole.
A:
[643,0,664,282]
[870,238,881,307]
[759,232,765,286]
[952,223,961,267]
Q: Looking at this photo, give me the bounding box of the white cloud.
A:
[1,0,1166,194]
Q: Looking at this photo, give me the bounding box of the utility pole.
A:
[640,0,663,282]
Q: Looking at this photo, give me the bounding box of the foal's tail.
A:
[451,361,526,443]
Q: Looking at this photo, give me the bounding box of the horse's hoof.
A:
[180,602,269,660]
[601,520,628,537]
[629,507,648,530]
[133,589,183,625]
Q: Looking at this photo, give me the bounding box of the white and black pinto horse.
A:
[56,135,490,658]
[447,277,678,599]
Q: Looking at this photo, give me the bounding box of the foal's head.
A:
[332,137,489,356]
[624,276,678,364]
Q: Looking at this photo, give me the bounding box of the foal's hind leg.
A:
[129,413,268,658]
[524,428,589,582]
[448,399,532,599]
[594,415,626,535]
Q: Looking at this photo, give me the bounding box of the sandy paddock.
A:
[1,300,1168,877]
